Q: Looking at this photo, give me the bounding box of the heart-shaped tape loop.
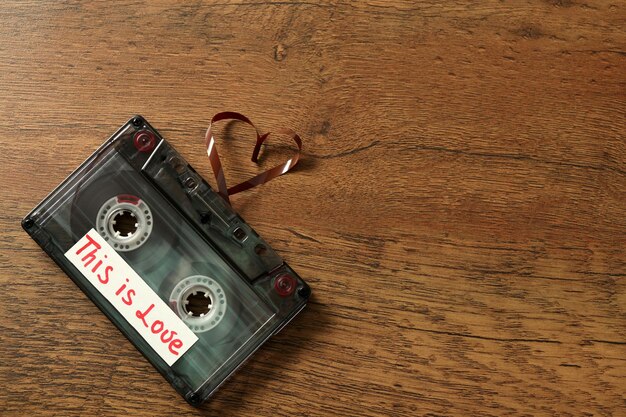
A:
[204,112,303,205]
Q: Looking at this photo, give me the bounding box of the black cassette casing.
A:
[22,116,310,406]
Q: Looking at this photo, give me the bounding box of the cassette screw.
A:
[131,117,142,127]
[133,131,156,152]
[274,274,297,297]
[297,285,311,299]
[188,393,201,406]
[23,218,34,229]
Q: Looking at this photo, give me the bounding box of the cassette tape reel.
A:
[70,170,178,277]
[22,116,311,405]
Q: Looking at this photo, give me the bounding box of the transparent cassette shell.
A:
[22,116,310,406]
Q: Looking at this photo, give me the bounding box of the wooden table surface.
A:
[1,1,624,416]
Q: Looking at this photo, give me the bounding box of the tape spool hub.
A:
[95,195,153,251]
[170,275,227,333]
[184,290,212,317]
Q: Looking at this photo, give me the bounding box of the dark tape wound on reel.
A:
[70,170,179,276]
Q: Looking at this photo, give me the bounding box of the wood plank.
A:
[0,1,624,415]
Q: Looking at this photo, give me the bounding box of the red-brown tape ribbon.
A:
[204,112,302,204]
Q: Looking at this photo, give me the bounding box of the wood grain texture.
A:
[0,1,624,416]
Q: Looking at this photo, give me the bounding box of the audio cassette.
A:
[22,115,311,406]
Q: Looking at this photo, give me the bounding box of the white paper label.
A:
[65,229,198,366]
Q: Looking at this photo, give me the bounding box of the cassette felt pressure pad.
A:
[22,116,311,406]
